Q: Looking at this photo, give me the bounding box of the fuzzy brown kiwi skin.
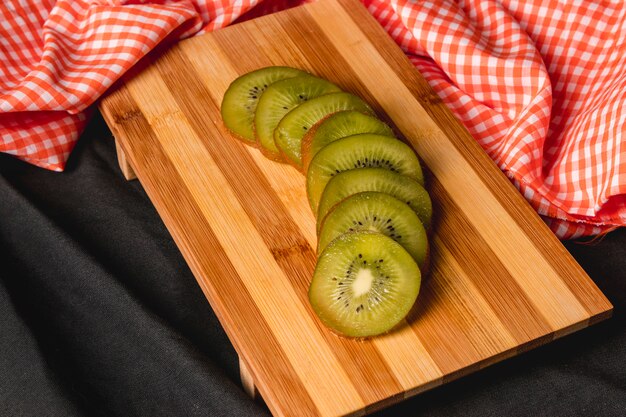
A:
[255,123,289,163]
[300,114,331,173]
[220,117,296,164]
[221,120,293,164]
[279,113,335,173]
[259,146,290,163]
[278,149,302,173]
[221,120,260,147]
[315,194,432,274]
[301,112,392,173]
[322,314,411,341]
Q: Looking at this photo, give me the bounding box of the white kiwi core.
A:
[352,268,374,297]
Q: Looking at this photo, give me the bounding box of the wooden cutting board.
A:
[99,0,613,415]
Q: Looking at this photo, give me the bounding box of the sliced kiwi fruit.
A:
[221,66,306,143]
[255,76,341,160]
[309,231,421,338]
[316,168,432,233]
[301,111,395,170]
[306,133,424,214]
[221,68,431,337]
[318,192,428,269]
[274,92,374,170]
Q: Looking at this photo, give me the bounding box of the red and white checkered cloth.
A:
[1,0,624,239]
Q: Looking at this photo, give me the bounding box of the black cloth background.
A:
[1,112,624,417]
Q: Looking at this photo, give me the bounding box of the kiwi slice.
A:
[306,133,424,214]
[274,92,373,170]
[255,76,341,160]
[318,192,428,268]
[221,66,305,143]
[309,231,421,337]
[301,111,394,170]
[316,168,432,233]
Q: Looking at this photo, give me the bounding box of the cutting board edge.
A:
[97,113,280,417]
[365,306,614,415]
[98,80,615,417]
[96,0,616,414]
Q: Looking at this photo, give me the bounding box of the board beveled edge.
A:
[98,0,615,415]
[358,308,613,415]
[99,73,615,417]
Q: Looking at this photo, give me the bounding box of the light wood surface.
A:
[99,0,613,415]
[114,140,136,180]
[239,358,259,399]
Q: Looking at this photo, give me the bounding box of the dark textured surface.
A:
[1,112,624,417]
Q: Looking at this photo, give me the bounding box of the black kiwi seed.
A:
[254,75,341,158]
[275,92,374,168]
[221,66,306,142]
[306,133,424,213]
[302,111,395,170]
[309,232,421,337]
[318,192,428,267]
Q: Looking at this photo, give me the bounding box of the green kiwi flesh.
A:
[309,231,421,337]
[302,111,394,169]
[306,133,424,214]
[221,66,305,142]
[318,192,428,269]
[316,168,432,233]
[255,76,341,159]
[274,92,373,169]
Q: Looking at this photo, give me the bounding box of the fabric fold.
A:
[1,0,624,238]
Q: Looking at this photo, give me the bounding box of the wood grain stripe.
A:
[246,148,317,248]
[159,50,317,292]
[408,236,518,374]
[120,64,365,416]
[247,15,317,72]
[215,15,312,74]
[273,6,393,121]
[157,47,407,406]
[431,234,519,354]
[306,0,590,329]
[211,13,453,403]
[430,178,555,343]
[100,87,321,417]
[273,3,546,355]
[98,1,613,414]
[334,0,612,318]
[371,326,443,396]
[248,6,450,392]
[406,263,482,374]
[181,36,318,248]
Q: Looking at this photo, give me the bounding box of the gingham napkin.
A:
[1,0,624,239]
